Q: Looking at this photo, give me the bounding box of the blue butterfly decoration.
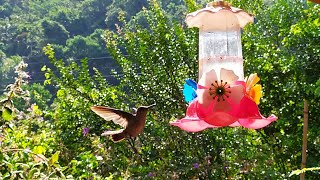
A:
[183,79,198,103]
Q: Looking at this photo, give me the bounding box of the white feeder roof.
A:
[185,1,254,31]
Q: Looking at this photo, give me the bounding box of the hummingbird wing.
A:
[90,106,134,128]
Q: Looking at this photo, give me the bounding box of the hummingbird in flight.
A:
[90,104,155,142]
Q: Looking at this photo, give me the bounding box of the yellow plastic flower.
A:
[245,73,262,105]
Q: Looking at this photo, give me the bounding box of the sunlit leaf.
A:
[33,146,46,155]
[44,72,51,79]
[32,105,39,112]
[2,107,13,121]
[49,151,60,166]
[41,65,47,71]
[56,89,65,98]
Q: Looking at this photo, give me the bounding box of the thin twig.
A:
[1,148,48,162]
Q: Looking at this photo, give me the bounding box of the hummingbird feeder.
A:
[170,0,277,132]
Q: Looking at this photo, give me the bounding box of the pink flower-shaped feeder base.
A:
[171,96,277,132]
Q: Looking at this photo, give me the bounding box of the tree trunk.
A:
[300,100,308,180]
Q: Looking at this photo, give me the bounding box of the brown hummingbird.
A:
[90,104,155,142]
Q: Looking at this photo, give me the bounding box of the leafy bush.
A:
[0,61,112,179]
[14,83,52,111]
[0,62,63,179]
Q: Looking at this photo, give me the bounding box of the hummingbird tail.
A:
[101,129,124,136]
[101,129,126,142]
[112,133,126,142]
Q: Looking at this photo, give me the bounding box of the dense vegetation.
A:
[1,0,320,179]
[0,0,187,87]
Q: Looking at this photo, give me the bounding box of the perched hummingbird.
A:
[90,104,155,142]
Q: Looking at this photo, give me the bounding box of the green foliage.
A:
[283,3,320,94]
[0,2,13,18]
[41,20,69,45]
[14,83,52,111]
[64,30,107,59]
[242,0,320,178]
[0,121,64,179]
[0,61,111,179]
[65,151,102,178]
[0,51,22,90]
[0,0,320,179]
[0,61,29,125]
[0,104,107,179]
[315,79,320,97]
[42,44,124,158]
[0,0,189,86]
[0,62,64,179]
[0,0,162,58]
[105,0,148,30]
[1,107,12,121]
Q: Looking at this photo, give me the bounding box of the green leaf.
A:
[49,151,60,166]
[32,105,39,112]
[44,79,51,85]
[56,89,65,98]
[33,146,46,155]
[41,65,47,71]
[315,79,320,97]
[44,72,51,79]
[0,152,4,162]
[28,168,39,179]
[313,18,320,27]
[2,107,13,121]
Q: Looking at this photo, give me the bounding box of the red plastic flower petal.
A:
[170,100,218,132]
[235,96,278,129]
[195,100,238,126]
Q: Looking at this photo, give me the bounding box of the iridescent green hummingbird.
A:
[90,104,155,142]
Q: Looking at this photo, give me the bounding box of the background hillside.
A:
[0,0,188,87]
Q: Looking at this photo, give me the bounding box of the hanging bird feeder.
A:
[187,0,252,79]
[170,0,277,132]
